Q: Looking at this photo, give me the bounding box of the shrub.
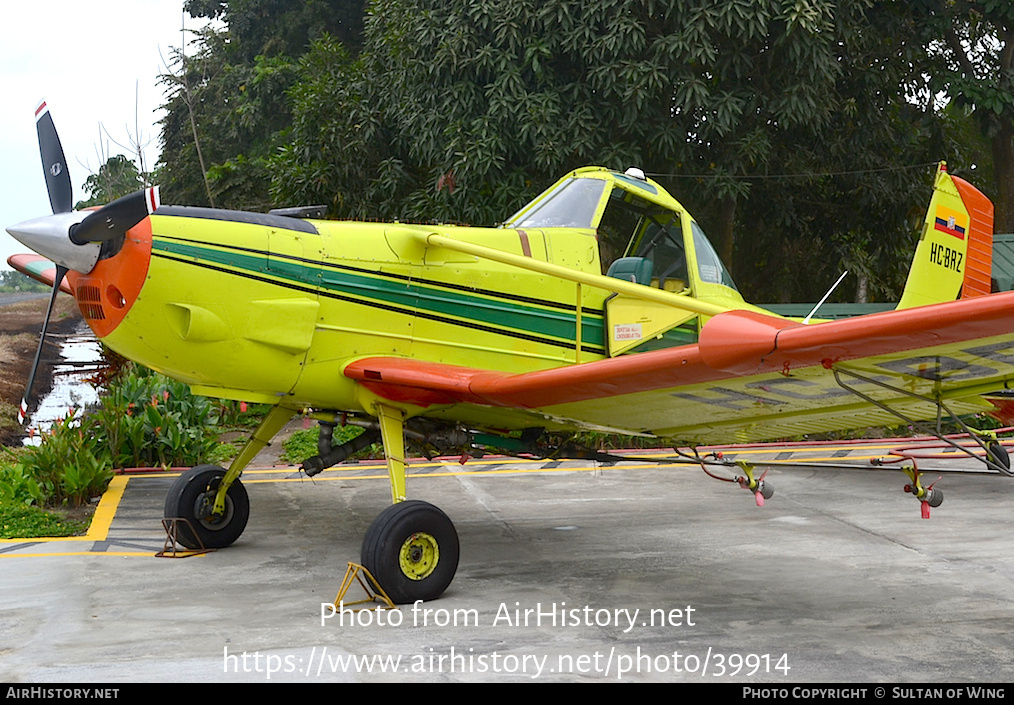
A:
[13,409,112,505]
[0,501,88,539]
[88,366,220,469]
[3,365,228,507]
[281,424,379,464]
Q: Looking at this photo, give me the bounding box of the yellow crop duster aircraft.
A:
[8,102,1014,603]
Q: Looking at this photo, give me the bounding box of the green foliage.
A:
[1,366,227,508]
[9,410,112,506]
[185,0,366,60]
[911,1,1014,232]
[0,271,49,293]
[280,427,320,464]
[0,455,44,506]
[268,0,950,301]
[0,501,88,539]
[159,0,367,209]
[157,0,1014,302]
[88,366,221,469]
[75,155,147,209]
[214,400,272,430]
[281,424,377,464]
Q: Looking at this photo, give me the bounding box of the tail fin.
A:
[896,162,994,310]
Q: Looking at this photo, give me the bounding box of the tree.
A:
[184,0,366,59]
[721,2,959,302]
[0,271,48,293]
[75,155,146,209]
[276,2,847,217]
[159,0,987,302]
[157,0,367,210]
[271,0,943,301]
[913,1,1014,233]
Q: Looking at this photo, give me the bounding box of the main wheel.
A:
[360,500,459,604]
[164,465,249,549]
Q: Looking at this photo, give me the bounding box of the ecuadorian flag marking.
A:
[934,205,968,240]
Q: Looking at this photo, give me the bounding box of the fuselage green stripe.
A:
[151,237,605,350]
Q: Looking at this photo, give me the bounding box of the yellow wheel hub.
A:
[399,532,439,580]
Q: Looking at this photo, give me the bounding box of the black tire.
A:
[987,441,1012,476]
[360,500,459,604]
[164,465,249,549]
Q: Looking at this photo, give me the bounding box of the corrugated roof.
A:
[763,303,894,319]
[993,233,1014,291]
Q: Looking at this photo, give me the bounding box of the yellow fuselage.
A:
[74,169,749,432]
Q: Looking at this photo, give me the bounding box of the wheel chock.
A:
[156,517,216,558]
[333,562,397,612]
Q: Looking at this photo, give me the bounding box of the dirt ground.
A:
[0,293,82,445]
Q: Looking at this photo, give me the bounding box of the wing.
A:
[344,291,1014,444]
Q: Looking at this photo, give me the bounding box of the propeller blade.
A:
[35,101,73,214]
[18,264,69,425]
[69,187,160,245]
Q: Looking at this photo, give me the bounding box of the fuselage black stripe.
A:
[154,234,605,317]
[150,250,606,355]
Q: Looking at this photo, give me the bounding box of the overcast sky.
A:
[1,1,212,270]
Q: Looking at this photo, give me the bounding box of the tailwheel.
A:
[987,440,1011,474]
[164,465,250,549]
[361,500,459,604]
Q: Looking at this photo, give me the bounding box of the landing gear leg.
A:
[360,404,459,603]
[163,404,296,547]
[376,404,408,504]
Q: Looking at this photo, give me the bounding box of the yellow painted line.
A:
[128,440,927,479]
[702,444,903,456]
[242,462,691,484]
[136,452,900,486]
[770,455,880,464]
[86,474,126,540]
[241,456,901,483]
[0,552,158,558]
[0,475,127,544]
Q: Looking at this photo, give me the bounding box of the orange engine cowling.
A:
[66,218,153,339]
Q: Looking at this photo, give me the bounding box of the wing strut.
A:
[832,367,1014,478]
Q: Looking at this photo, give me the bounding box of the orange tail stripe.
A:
[953,174,994,298]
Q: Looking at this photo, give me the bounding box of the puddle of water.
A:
[23,324,103,445]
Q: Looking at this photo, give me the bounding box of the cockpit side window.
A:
[597,187,687,286]
[625,214,688,291]
[597,188,651,269]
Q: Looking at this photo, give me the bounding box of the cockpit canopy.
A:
[503,167,738,294]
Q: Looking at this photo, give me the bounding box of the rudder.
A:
[952,173,994,298]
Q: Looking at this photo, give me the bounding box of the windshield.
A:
[504,178,607,229]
